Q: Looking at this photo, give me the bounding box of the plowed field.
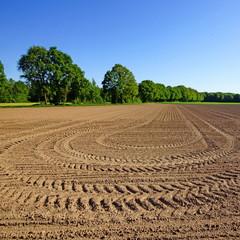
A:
[0,104,239,239]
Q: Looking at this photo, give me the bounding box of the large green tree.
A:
[167,86,182,101]
[18,46,84,105]
[102,64,138,103]
[18,46,49,104]
[138,80,157,102]
[175,85,192,102]
[155,83,168,102]
[68,64,92,103]
[47,47,76,104]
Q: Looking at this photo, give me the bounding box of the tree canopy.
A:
[138,81,204,103]
[47,47,75,104]
[138,80,157,102]
[18,46,49,104]
[102,64,139,103]
[0,61,29,103]
[18,46,96,105]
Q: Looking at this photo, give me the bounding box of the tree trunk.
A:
[44,93,47,105]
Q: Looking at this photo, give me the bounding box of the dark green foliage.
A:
[89,79,104,104]
[0,61,7,86]
[0,61,9,102]
[68,68,103,104]
[138,81,238,103]
[18,46,102,105]
[18,46,77,105]
[47,47,75,104]
[155,83,168,102]
[18,46,50,104]
[102,64,139,103]
[233,94,240,102]
[204,92,239,102]
[12,81,29,102]
[138,80,157,102]
[138,80,205,103]
[167,86,181,101]
[0,61,29,103]
[68,64,88,103]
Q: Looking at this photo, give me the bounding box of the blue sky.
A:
[1,0,240,93]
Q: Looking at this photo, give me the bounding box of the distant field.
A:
[0,102,38,107]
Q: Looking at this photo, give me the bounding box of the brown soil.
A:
[0,104,239,239]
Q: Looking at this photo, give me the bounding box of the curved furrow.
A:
[0,120,81,156]
[95,113,204,151]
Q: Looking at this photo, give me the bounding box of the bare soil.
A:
[0,104,239,239]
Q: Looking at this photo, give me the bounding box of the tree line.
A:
[138,80,204,102]
[203,92,240,102]
[0,46,239,104]
[0,61,29,102]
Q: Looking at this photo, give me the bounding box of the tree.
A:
[0,63,17,103]
[47,47,76,104]
[164,86,171,101]
[102,70,117,103]
[155,83,167,102]
[175,85,192,102]
[197,92,204,102]
[233,94,240,102]
[0,61,6,86]
[12,81,29,102]
[68,64,87,103]
[18,46,85,105]
[102,64,138,103]
[18,46,49,104]
[223,93,234,102]
[0,64,29,103]
[168,86,182,101]
[0,61,9,102]
[89,79,103,103]
[138,80,157,102]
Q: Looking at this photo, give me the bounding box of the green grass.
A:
[0,102,39,107]
[0,102,108,108]
[0,101,143,108]
[1,101,240,108]
[162,101,240,105]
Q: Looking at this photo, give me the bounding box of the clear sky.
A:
[1,0,240,93]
